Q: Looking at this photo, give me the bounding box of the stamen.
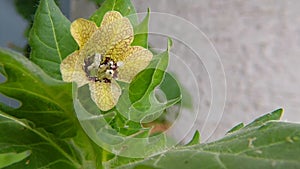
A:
[94,53,102,66]
[106,70,114,75]
[83,53,120,83]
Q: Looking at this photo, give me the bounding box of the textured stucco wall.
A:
[69,0,300,141]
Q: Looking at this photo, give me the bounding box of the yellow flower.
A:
[60,11,153,111]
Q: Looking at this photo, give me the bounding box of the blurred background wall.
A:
[1,0,300,141]
[0,0,29,48]
[133,0,300,141]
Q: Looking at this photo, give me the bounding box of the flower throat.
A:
[83,53,120,83]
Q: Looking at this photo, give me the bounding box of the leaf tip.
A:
[245,108,284,128]
[272,108,284,119]
[227,122,244,134]
[186,130,200,146]
[167,38,173,51]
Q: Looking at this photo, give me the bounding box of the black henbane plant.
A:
[0,0,299,169]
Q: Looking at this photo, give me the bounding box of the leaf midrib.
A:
[116,148,300,169]
[0,86,68,113]
[45,0,62,62]
[0,112,81,168]
[202,122,292,149]
[1,61,71,113]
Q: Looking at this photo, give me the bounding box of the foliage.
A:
[13,0,60,57]
[0,0,299,168]
[119,109,300,169]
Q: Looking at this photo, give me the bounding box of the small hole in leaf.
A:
[154,88,167,103]
[0,73,6,83]
[0,93,21,109]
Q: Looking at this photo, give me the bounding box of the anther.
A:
[106,70,114,75]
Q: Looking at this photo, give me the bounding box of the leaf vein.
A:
[32,29,57,51]
[45,0,62,62]
[0,86,65,112]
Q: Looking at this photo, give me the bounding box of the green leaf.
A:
[227,109,283,134]
[185,131,200,146]
[116,39,181,123]
[74,84,174,158]
[0,48,75,138]
[129,38,172,105]
[0,150,31,168]
[0,48,103,168]
[90,0,138,26]
[131,9,150,48]
[0,112,82,169]
[159,72,181,101]
[245,108,283,128]
[227,122,244,134]
[29,0,77,80]
[116,111,300,169]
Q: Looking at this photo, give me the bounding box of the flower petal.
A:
[81,16,133,61]
[60,51,89,86]
[89,80,121,111]
[105,37,133,62]
[73,70,89,87]
[101,11,123,27]
[60,51,78,82]
[117,46,153,83]
[71,18,98,48]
